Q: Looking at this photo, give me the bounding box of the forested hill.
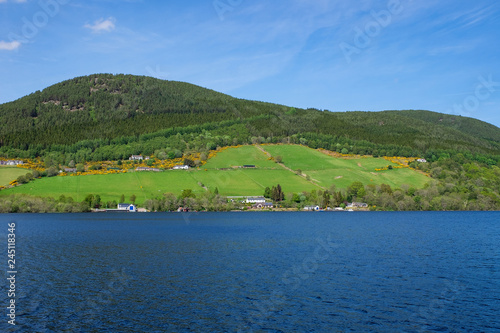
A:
[0,74,275,146]
[1,73,500,159]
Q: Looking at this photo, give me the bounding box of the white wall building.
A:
[118,203,136,212]
[173,165,189,170]
[246,197,266,204]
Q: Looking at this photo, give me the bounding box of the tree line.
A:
[1,74,499,163]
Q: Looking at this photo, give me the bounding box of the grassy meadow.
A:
[203,145,277,169]
[0,167,31,186]
[0,171,200,205]
[261,144,429,189]
[0,145,430,204]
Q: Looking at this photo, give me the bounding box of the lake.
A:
[1,212,499,332]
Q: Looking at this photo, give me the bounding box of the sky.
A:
[1,0,499,127]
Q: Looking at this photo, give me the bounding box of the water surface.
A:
[1,212,499,332]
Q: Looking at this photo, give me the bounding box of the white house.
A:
[129,155,143,161]
[1,160,24,166]
[173,165,189,170]
[136,167,161,172]
[117,203,130,210]
[246,197,266,204]
[304,205,320,211]
[417,158,427,163]
[253,202,273,209]
[117,203,136,212]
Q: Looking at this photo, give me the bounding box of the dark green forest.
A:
[1,74,500,166]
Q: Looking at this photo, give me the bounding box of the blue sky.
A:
[1,0,499,126]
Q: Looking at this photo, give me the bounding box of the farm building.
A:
[246,197,266,204]
[0,160,24,166]
[136,167,161,172]
[118,203,137,212]
[129,155,150,161]
[253,202,273,209]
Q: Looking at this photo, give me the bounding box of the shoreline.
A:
[2,209,498,214]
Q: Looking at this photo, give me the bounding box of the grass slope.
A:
[0,145,430,204]
[203,145,277,169]
[0,171,201,205]
[261,145,429,189]
[192,169,320,196]
[0,167,30,186]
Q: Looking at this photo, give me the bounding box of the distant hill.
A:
[1,74,499,158]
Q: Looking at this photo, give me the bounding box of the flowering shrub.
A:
[195,145,243,164]
[317,148,369,159]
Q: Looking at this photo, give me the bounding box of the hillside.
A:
[0,74,283,147]
[0,145,430,205]
[1,74,500,161]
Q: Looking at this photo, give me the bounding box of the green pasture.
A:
[0,167,30,186]
[191,169,320,196]
[0,171,201,205]
[308,168,429,189]
[261,144,429,188]
[0,168,320,204]
[203,145,277,169]
[0,145,430,203]
[261,145,394,170]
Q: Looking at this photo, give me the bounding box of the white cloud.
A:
[84,17,116,33]
[0,40,21,51]
[0,0,28,3]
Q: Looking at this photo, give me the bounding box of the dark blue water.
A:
[1,212,499,332]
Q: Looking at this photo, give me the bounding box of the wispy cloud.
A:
[457,5,495,27]
[0,40,21,51]
[427,41,479,56]
[0,0,28,3]
[84,17,116,33]
[427,4,496,37]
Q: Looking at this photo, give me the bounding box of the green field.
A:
[203,145,277,169]
[261,145,429,189]
[0,168,320,204]
[0,167,30,186]
[0,145,430,203]
[0,171,201,205]
[192,169,320,196]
